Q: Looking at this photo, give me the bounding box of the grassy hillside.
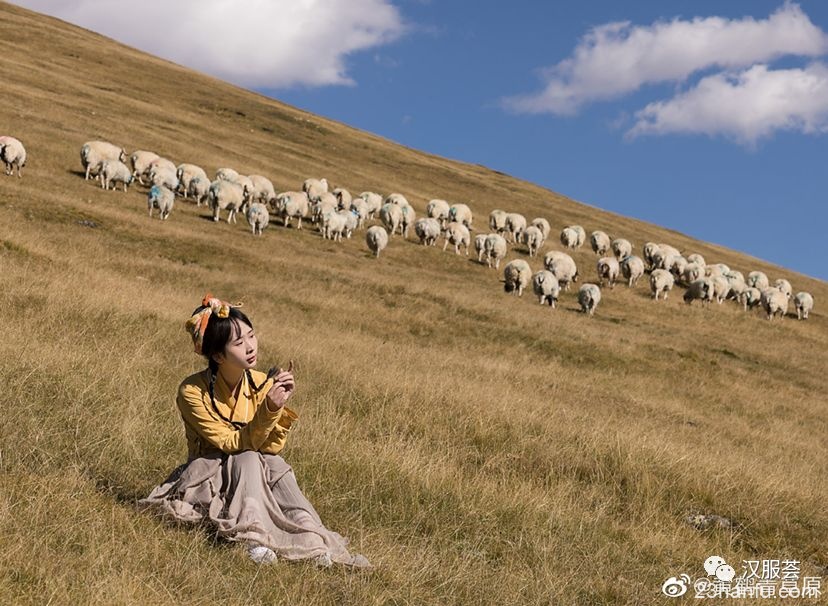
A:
[0,2,826,604]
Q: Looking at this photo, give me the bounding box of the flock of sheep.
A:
[0,135,816,322]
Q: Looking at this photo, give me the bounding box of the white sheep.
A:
[338,208,359,238]
[148,157,177,177]
[349,198,370,228]
[303,177,328,201]
[427,199,451,228]
[642,242,660,270]
[489,209,508,234]
[380,202,403,236]
[682,262,705,286]
[400,204,416,238]
[578,283,601,316]
[321,209,347,241]
[176,164,209,198]
[686,253,706,267]
[385,193,410,208]
[543,251,579,291]
[0,136,27,177]
[704,264,724,278]
[415,218,442,246]
[188,176,211,207]
[571,225,586,247]
[274,191,310,229]
[739,287,762,312]
[442,221,470,255]
[247,175,276,205]
[651,249,677,273]
[246,202,269,236]
[312,192,338,225]
[217,167,240,183]
[611,238,632,260]
[649,269,674,301]
[366,225,389,257]
[484,233,508,269]
[129,150,159,184]
[560,227,580,249]
[530,218,551,240]
[504,212,526,243]
[81,140,126,180]
[590,231,611,256]
[596,256,620,289]
[710,275,731,304]
[147,185,174,220]
[724,273,747,300]
[773,278,793,300]
[473,233,488,260]
[620,255,645,287]
[358,192,383,219]
[208,179,244,223]
[683,278,714,307]
[532,270,560,307]
[503,259,532,296]
[149,166,179,192]
[794,292,814,320]
[333,187,352,210]
[99,160,134,192]
[449,203,474,229]
[523,225,544,257]
[670,256,688,281]
[760,288,788,320]
[747,271,769,290]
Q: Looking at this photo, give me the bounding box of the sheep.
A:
[710,275,731,304]
[620,255,645,288]
[642,242,660,270]
[774,278,793,300]
[560,227,580,249]
[571,225,586,247]
[596,256,620,289]
[312,192,338,224]
[358,192,383,219]
[531,218,551,240]
[235,175,255,209]
[484,233,508,269]
[448,203,474,229]
[651,249,677,273]
[543,251,579,291]
[711,263,730,274]
[794,292,814,320]
[366,225,389,257]
[99,160,133,192]
[442,221,470,255]
[0,136,26,177]
[400,204,416,238]
[273,191,310,229]
[489,209,508,234]
[658,243,681,259]
[473,233,488,260]
[338,208,359,238]
[303,177,328,201]
[760,287,788,320]
[81,141,126,180]
[739,287,762,312]
[427,199,451,228]
[704,264,724,278]
[522,225,544,257]
[333,187,352,210]
[129,150,159,184]
[149,166,179,192]
[686,253,706,267]
[148,157,177,177]
[247,175,276,205]
[724,270,745,284]
[578,283,601,316]
[385,193,410,208]
[724,273,747,300]
[176,164,208,198]
[321,209,347,241]
[416,218,442,246]
[147,185,174,220]
[611,238,632,260]
[379,202,403,236]
[532,270,560,307]
[246,202,269,236]
[504,212,526,243]
[503,259,531,296]
[217,167,240,183]
[683,278,714,307]
[670,256,688,282]
[349,198,370,228]
[747,271,769,290]
[188,176,211,207]
[649,268,674,300]
[590,231,611,256]
[682,262,705,287]
[208,179,244,223]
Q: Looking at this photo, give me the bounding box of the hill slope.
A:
[0,3,826,604]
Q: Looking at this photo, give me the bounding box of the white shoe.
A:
[248,544,277,564]
[313,552,333,568]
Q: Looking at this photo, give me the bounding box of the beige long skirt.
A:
[137,450,371,568]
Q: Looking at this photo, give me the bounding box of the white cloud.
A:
[627,62,828,144]
[11,0,406,88]
[502,2,828,115]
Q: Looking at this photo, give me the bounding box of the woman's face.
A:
[216,319,258,369]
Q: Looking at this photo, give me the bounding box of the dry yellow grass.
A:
[0,3,826,604]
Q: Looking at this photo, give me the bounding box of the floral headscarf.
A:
[184,292,244,355]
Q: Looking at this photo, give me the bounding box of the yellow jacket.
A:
[176,367,298,459]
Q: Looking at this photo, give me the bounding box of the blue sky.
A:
[15,0,828,280]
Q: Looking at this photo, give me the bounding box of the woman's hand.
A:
[265,370,295,411]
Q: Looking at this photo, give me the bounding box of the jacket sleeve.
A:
[258,406,300,455]
[176,381,291,454]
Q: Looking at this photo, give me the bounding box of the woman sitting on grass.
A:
[138,292,371,569]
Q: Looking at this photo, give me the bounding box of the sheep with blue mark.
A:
[449,203,474,230]
[148,185,174,220]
